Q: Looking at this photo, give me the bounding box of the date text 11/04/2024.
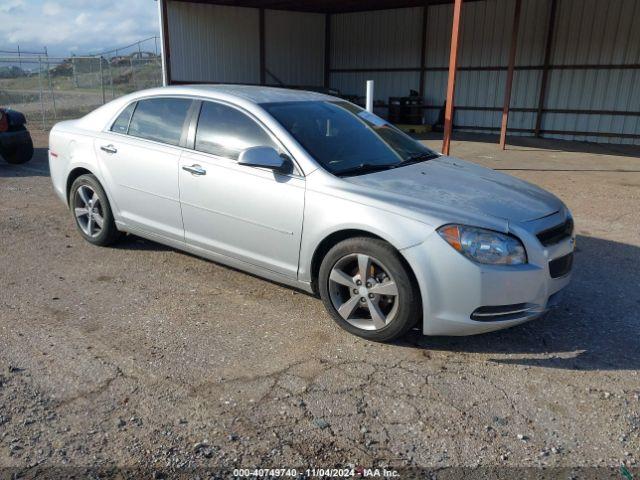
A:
[233,468,400,477]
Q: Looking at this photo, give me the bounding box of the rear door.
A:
[179,100,305,278]
[95,97,193,243]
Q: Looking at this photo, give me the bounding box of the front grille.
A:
[537,218,574,247]
[471,303,532,321]
[549,252,573,278]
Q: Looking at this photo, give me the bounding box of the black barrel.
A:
[388,96,424,125]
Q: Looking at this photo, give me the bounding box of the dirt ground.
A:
[1,129,639,478]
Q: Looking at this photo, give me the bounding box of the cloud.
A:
[75,12,89,26]
[0,0,24,13]
[0,0,159,57]
[42,1,62,16]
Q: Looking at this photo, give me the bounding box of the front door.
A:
[179,100,305,278]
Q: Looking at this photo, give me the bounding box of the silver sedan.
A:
[48,85,574,341]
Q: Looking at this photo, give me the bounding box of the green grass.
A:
[0,62,161,95]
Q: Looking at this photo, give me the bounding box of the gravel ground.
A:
[1,130,639,478]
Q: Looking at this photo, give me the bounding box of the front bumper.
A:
[403,216,574,336]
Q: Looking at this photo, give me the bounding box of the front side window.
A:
[128,97,192,146]
[262,101,437,176]
[111,102,136,134]
[195,101,277,160]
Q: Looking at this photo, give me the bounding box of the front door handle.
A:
[100,144,117,154]
[182,164,207,176]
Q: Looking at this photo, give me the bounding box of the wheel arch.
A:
[66,167,94,205]
[309,229,421,305]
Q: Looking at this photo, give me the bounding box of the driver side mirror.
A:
[238,146,291,174]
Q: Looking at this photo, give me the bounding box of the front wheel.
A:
[318,237,421,342]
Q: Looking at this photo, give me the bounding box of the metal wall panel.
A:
[542,0,640,144]
[424,4,453,69]
[422,3,451,125]
[423,70,448,124]
[331,7,423,70]
[166,2,260,83]
[422,0,548,136]
[509,0,548,135]
[329,7,423,105]
[163,0,640,144]
[328,0,551,136]
[332,71,421,102]
[264,10,325,87]
[515,0,550,66]
[457,0,513,68]
[328,0,639,144]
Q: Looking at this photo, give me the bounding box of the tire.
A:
[2,136,33,164]
[69,174,121,246]
[318,237,421,342]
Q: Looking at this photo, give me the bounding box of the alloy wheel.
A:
[73,185,104,238]
[327,253,400,331]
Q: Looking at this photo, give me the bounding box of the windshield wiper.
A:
[334,153,437,177]
[397,152,439,167]
[334,163,397,177]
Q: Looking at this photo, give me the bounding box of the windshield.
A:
[261,101,437,176]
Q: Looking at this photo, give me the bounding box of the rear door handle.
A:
[182,164,207,176]
[100,144,117,154]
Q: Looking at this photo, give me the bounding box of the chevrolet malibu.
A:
[49,85,574,341]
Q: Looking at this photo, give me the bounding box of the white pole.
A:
[158,0,168,86]
[366,80,374,113]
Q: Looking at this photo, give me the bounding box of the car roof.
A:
[73,83,341,143]
[137,84,337,104]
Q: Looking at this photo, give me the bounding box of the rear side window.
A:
[195,101,276,160]
[128,97,192,146]
[110,102,136,134]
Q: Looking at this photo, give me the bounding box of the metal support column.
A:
[499,0,522,150]
[442,0,463,155]
[158,0,171,86]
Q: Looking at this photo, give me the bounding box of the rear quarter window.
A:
[110,102,136,134]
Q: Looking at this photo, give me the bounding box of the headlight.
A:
[437,224,527,265]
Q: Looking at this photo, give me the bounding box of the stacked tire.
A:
[0,108,34,165]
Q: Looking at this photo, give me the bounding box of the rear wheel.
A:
[70,174,121,246]
[318,237,420,342]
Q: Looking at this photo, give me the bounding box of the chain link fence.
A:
[0,37,162,130]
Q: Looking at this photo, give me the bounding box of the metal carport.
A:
[157,0,640,152]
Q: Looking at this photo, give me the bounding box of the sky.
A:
[0,0,160,58]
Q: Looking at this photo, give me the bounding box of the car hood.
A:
[342,156,563,224]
